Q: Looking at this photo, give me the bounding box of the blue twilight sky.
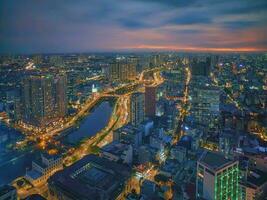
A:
[0,0,267,54]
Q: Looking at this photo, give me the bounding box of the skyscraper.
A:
[21,73,67,127]
[54,73,67,117]
[191,57,211,77]
[130,92,145,126]
[190,85,221,127]
[145,85,156,118]
[22,74,54,127]
[109,61,120,82]
[196,151,240,200]
[109,59,136,83]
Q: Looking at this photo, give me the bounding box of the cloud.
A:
[167,15,212,25]
[0,0,267,53]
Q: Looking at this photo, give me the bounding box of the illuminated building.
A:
[25,154,63,186]
[21,73,67,127]
[196,151,240,200]
[190,85,220,128]
[145,85,156,118]
[22,74,54,127]
[127,56,138,79]
[54,73,67,117]
[191,57,211,77]
[109,59,136,83]
[109,61,120,82]
[130,92,145,126]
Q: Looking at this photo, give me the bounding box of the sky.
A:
[0,0,267,54]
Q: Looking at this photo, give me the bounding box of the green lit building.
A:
[196,151,240,200]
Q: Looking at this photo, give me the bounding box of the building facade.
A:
[21,73,67,127]
[145,86,156,118]
[196,151,240,200]
[130,92,145,126]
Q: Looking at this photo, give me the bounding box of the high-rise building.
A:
[54,73,67,117]
[109,59,136,83]
[191,57,211,77]
[145,86,156,118]
[21,73,67,127]
[22,74,54,127]
[130,92,145,126]
[190,85,221,127]
[196,151,240,200]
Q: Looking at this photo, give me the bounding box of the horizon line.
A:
[0,47,266,56]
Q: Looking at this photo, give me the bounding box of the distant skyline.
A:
[0,0,267,54]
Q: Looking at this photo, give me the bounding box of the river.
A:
[0,100,113,185]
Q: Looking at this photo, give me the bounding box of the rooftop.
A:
[247,169,267,187]
[48,154,131,200]
[198,151,236,171]
[26,169,43,180]
[101,141,130,156]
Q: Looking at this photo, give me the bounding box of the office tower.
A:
[196,151,240,200]
[190,85,221,127]
[109,61,120,82]
[127,56,138,79]
[21,73,67,127]
[130,92,145,126]
[191,57,211,77]
[145,85,156,118]
[48,155,131,200]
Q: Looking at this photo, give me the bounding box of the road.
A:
[11,67,167,199]
[173,66,191,143]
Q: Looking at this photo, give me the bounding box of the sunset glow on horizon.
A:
[0,0,267,53]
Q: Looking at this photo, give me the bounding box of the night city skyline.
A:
[1,0,267,54]
[0,1,267,200]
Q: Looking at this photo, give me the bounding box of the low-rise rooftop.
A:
[198,151,236,171]
[48,154,131,200]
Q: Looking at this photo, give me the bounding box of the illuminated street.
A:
[0,1,266,199]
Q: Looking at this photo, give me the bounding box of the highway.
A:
[11,67,166,199]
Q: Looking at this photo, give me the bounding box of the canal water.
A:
[0,101,113,185]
